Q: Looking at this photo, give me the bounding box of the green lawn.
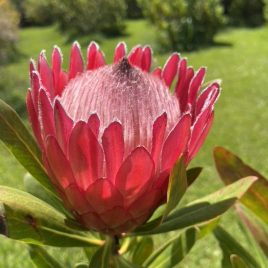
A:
[1,20,268,267]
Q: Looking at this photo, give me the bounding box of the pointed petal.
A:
[141,46,152,72]
[86,42,98,69]
[30,71,41,109]
[180,67,195,113]
[68,121,104,190]
[161,114,191,171]
[87,113,100,137]
[102,122,124,181]
[195,83,220,117]
[26,90,43,149]
[54,100,73,153]
[64,184,93,214]
[162,53,180,87]
[152,67,162,79]
[86,41,105,70]
[189,94,216,154]
[128,188,161,218]
[188,67,206,106]
[42,153,63,190]
[86,179,123,214]
[115,147,154,205]
[68,42,84,80]
[113,42,127,63]
[128,45,142,68]
[38,51,54,97]
[151,113,167,166]
[58,71,68,94]
[94,50,105,69]
[38,89,55,138]
[46,136,75,188]
[29,59,36,75]
[51,46,63,95]
[186,112,214,164]
[175,58,187,99]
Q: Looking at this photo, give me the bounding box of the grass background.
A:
[1,20,268,267]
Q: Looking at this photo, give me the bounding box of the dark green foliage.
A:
[139,0,225,51]
[52,0,126,37]
[10,0,55,26]
[223,0,265,27]
[22,0,55,26]
[125,0,143,19]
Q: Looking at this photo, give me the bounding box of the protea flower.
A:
[26,42,220,235]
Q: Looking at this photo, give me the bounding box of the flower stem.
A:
[111,235,120,255]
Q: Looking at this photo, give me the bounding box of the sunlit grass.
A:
[1,20,268,267]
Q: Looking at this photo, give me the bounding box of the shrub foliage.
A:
[22,0,55,26]
[126,0,143,19]
[138,0,225,51]
[222,0,265,27]
[52,0,126,37]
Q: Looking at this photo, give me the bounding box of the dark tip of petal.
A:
[115,57,132,75]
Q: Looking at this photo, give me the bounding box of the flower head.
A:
[26,42,220,234]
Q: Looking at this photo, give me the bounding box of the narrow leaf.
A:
[214,146,268,224]
[231,254,250,268]
[132,237,154,265]
[24,173,69,216]
[114,255,142,268]
[133,177,256,235]
[29,245,63,268]
[236,205,268,260]
[89,240,112,268]
[162,159,187,220]
[0,186,104,247]
[0,99,54,193]
[143,231,183,267]
[186,167,202,186]
[144,228,198,268]
[214,226,261,268]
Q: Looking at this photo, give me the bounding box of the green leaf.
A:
[0,99,54,193]
[132,237,154,265]
[24,173,69,216]
[186,167,202,186]
[0,186,104,247]
[89,239,112,268]
[114,255,142,268]
[29,245,63,268]
[84,247,98,262]
[214,146,268,224]
[214,226,261,268]
[119,237,137,255]
[162,159,187,220]
[75,263,89,268]
[236,205,268,262]
[231,255,250,268]
[133,177,256,235]
[144,228,198,268]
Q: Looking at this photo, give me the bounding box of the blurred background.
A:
[0,0,268,267]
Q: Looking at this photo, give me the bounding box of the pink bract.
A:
[26,41,220,234]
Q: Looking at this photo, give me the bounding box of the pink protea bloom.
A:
[26,42,220,235]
